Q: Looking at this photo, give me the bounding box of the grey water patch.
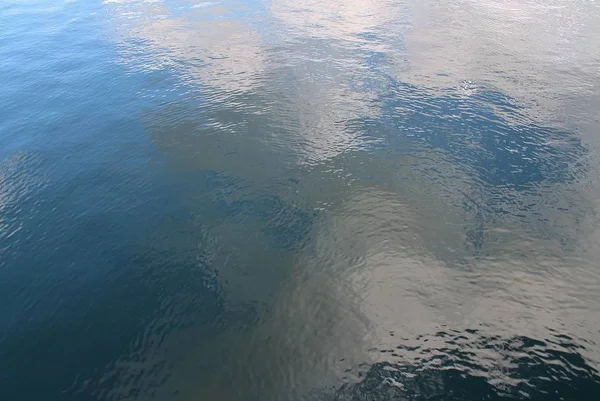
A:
[465,208,486,256]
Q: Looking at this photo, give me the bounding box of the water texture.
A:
[1,0,600,400]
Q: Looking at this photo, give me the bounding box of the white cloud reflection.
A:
[270,0,409,46]
[95,1,600,399]
[403,0,600,123]
[105,0,266,93]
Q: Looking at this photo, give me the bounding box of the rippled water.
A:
[2,0,600,400]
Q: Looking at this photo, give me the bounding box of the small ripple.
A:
[336,331,600,401]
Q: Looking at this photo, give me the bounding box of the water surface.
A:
[1,0,600,400]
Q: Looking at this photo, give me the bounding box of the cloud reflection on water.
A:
[94,0,600,400]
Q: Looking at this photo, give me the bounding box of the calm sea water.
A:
[2,0,600,400]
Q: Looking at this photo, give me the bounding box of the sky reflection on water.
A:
[1,0,600,400]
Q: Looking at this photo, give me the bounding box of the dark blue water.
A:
[2,1,600,400]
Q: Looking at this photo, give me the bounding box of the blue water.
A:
[2,1,600,400]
